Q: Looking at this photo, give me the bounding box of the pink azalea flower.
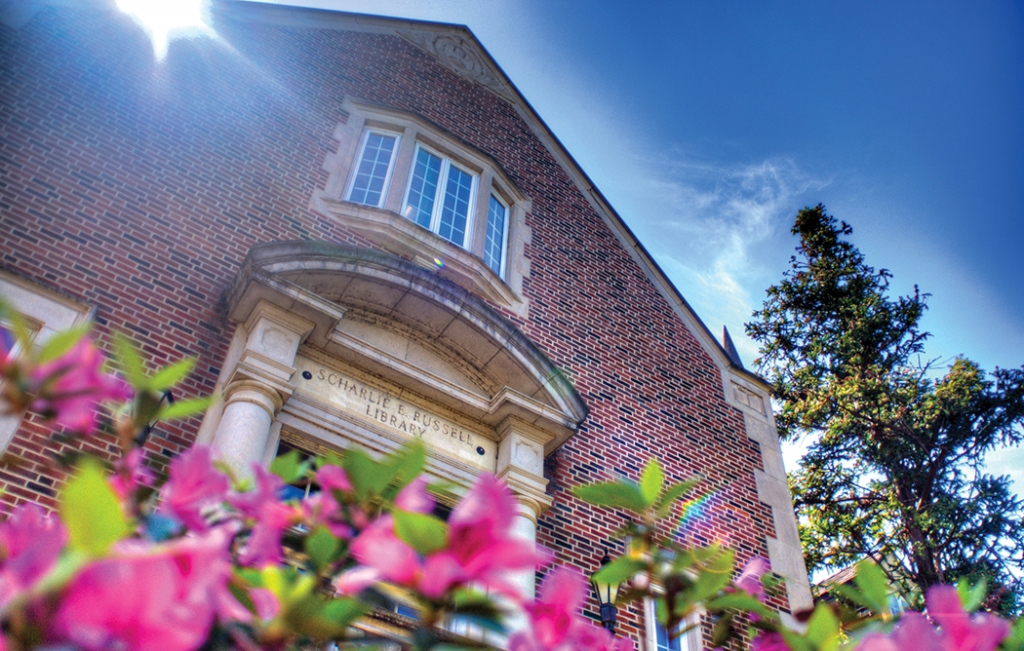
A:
[317,464,352,494]
[30,338,132,434]
[110,449,155,501]
[229,464,300,567]
[348,515,420,586]
[859,612,943,651]
[395,477,434,514]
[509,567,635,651]
[925,585,1010,651]
[301,464,357,539]
[418,474,550,599]
[342,474,550,601]
[53,527,257,651]
[159,445,229,532]
[752,632,790,651]
[735,557,769,600]
[0,503,67,608]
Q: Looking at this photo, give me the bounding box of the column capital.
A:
[223,379,288,419]
[499,466,553,522]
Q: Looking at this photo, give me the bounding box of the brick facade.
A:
[0,3,803,645]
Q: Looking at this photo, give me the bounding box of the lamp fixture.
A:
[591,549,622,633]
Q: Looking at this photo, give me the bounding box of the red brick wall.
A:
[0,3,784,641]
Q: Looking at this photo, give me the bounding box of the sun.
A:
[116,0,211,59]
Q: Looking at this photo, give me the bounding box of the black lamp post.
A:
[591,549,622,633]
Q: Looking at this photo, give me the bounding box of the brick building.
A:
[0,1,811,647]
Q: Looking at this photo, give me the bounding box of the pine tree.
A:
[746,205,1024,614]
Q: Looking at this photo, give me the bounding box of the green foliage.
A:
[61,458,129,556]
[1003,618,1024,651]
[394,509,449,556]
[746,205,1024,612]
[852,559,890,614]
[36,323,92,364]
[343,447,395,500]
[592,557,647,588]
[573,479,649,512]
[449,589,508,634]
[270,449,310,485]
[304,526,342,572]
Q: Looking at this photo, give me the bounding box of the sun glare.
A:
[116,0,211,59]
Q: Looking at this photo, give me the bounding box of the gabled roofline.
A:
[217,0,773,394]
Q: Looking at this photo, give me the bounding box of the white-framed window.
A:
[483,194,508,276]
[402,144,477,248]
[347,129,401,208]
[319,100,533,315]
[0,271,92,455]
[645,597,700,651]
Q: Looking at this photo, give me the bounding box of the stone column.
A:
[495,417,555,633]
[214,381,282,477]
[211,301,314,478]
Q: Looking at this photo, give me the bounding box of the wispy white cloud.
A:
[617,151,829,365]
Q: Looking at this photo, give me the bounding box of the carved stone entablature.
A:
[226,241,589,453]
[396,29,515,102]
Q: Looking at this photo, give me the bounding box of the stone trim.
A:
[396,29,516,103]
[745,413,813,617]
[313,99,532,317]
[0,270,92,455]
[227,241,588,447]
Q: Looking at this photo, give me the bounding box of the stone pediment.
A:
[395,30,515,102]
[227,241,588,451]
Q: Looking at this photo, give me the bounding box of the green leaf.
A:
[687,562,733,603]
[36,323,92,364]
[227,581,258,615]
[706,593,776,620]
[112,332,148,388]
[1000,617,1024,651]
[343,447,392,499]
[149,358,195,391]
[270,449,306,485]
[60,458,129,555]
[236,567,264,588]
[640,458,665,507]
[828,581,879,613]
[387,440,426,489]
[321,597,366,629]
[655,478,700,518]
[159,396,213,421]
[780,628,816,651]
[956,577,988,613]
[573,480,648,512]
[805,603,841,651]
[305,526,342,571]
[450,589,508,634]
[133,390,164,428]
[286,594,366,637]
[853,560,889,613]
[592,557,646,590]
[711,611,734,648]
[393,509,448,555]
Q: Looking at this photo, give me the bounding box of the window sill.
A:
[319,197,528,316]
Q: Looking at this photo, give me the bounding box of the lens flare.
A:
[116,0,211,59]
[674,491,755,548]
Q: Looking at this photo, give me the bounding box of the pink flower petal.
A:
[0,503,67,608]
[927,585,1010,651]
[159,446,229,532]
[395,477,434,514]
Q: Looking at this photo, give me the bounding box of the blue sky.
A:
[256,0,1024,487]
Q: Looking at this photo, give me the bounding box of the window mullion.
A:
[431,159,451,235]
